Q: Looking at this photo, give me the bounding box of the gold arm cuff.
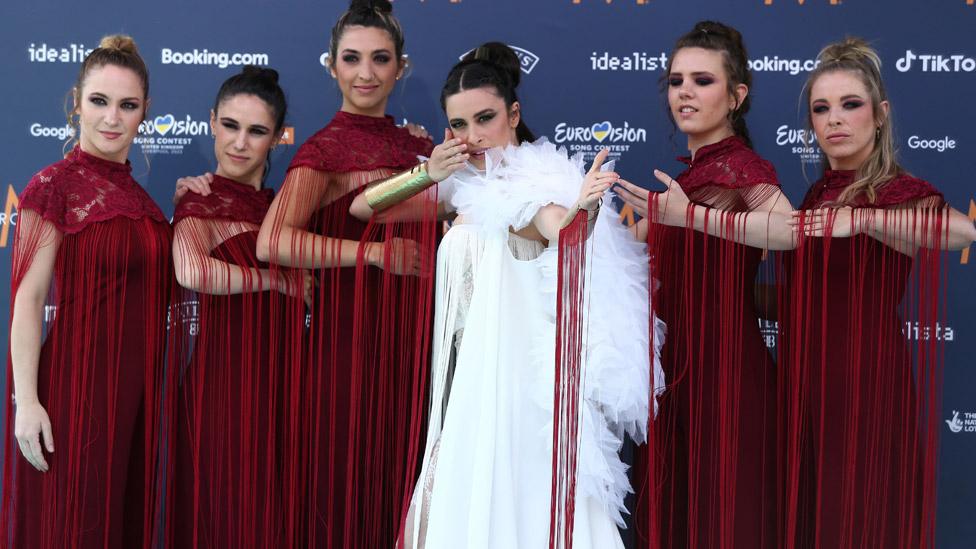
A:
[364,162,435,212]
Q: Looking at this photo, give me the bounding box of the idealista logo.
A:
[903,321,954,342]
[27,42,93,63]
[136,113,209,155]
[907,135,957,152]
[553,121,647,161]
[458,46,540,74]
[896,50,976,73]
[775,125,821,165]
[591,51,668,72]
[161,48,269,68]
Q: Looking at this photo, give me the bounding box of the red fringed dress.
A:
[268,111,436,548]
[780,170,945,549]
[168,175,291,548]
[643,136,781,549]
[2,146,172,549]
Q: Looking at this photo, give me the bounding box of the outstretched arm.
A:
[257,167,421,276]
[174,217,300,296]
[534,149,618,242]
[789,202,976,253]
[616,170,797,250]
[349,128,467,223]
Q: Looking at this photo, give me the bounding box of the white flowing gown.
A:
[403,139,666,549]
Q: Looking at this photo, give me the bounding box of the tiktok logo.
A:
[896,50,976,72]
[946,411,964,433]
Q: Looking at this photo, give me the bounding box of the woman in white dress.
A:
[351,42,665,549]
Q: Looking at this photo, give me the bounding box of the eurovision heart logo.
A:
[591,121,611,143]
[154,114,175,136]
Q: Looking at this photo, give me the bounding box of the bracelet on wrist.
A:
[364,162,435,212]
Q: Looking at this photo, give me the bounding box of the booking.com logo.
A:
[896,50,976,72]
[161,48,269,68]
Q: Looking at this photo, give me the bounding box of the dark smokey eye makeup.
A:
[668,77,683,87]
[121,101,140,111]
[449,120,466,130]
[373,54,391,64]
[843,100,865,110]
[477,112,497,124]
[221,120,240,130]
[342,54,359,63]
[695,77,714,86]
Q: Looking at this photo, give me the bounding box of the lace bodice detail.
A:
[675,135,780,212]
[19,147,166,234]
[172,174,273,225]
[287,111,433,174]
[800,170,944,209]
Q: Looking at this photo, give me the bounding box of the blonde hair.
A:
[65,34,150,152]
[804,37,901,205]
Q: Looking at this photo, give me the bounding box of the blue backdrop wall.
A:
[2,1,973,546]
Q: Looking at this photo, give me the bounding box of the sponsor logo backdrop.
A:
[2,1,973,544]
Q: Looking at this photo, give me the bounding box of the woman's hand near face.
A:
[427,129,469,182]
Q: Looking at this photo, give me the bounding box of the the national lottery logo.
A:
[136,114,209,155]
[457,46,540,74]
[896,50,976,73]
[775,124,821,165]
[945,410,976,434]
[907,135,957,152]
[553,121,647,160]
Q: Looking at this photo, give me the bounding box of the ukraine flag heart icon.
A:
[591,121,611,143]
[154,114,175,136]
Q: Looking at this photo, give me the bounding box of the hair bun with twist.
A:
[817,37,882,74]
[349,0,393,15]
[463,42,522,89]
[98,34,139,55]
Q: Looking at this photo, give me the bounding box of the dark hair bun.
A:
[462,42,522,89]
[349,0,393,14]
[242,65,280,84]
[692,21,745,51]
